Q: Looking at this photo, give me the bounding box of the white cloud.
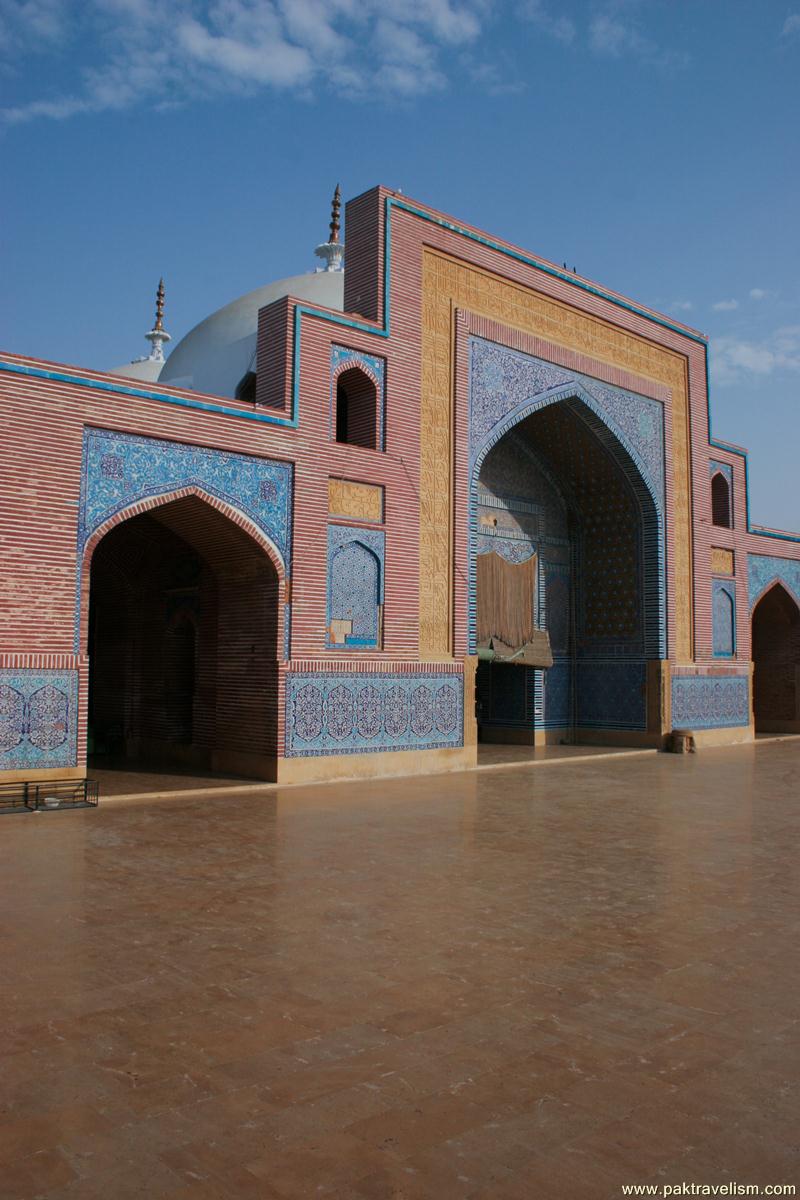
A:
[519,0,576,45]
[671,300,693,312]
[712,326,800,385]
[1,0,491,122]
[781,12,800,36]
[750,288,769,301]
[712,299,739,312]
[588,7,688,69]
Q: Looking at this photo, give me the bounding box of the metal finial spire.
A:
[153,277,166,332]
[144,276,171,362]
[315,184,345,272]
[329,184,341,244]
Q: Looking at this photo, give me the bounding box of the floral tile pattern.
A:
[0,671,79,770]
[672,675,750,729]
[285,671,464,757]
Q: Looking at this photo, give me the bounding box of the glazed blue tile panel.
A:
[326,525,385,649]
[543,660,571,727]
[672,676,750,730]
[468,337,665,507]
[748,554,800,610]
[81,429,292,565]
[709,459,733,484]
[544,564,571,655]
[285,672,464,757]
[0,671,79,771]
[476,534,537,564]
[331,344,385,388]
[712,580,736,657]
[575,661,646,729]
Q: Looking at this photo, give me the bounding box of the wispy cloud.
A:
[0,0,492,122]
[671,300,693,313]
[712,299,739,312]
[750,287,771,301]
[519,0,576,45]
[0,0,697,124]
[712,325,800,385]
[781,12,800,37]
[588,5,689,69]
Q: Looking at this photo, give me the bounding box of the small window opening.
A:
[235,371,257,402]
[335,366,378,449]
[711,471,732,528]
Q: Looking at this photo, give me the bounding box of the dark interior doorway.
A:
[752,584,800,733]
[87,494,280,780]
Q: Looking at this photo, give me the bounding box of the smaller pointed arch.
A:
[711,471,732,528]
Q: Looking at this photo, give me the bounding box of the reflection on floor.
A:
[2,741,799,1198]
[476,742,654,769]
[90,761,256,798]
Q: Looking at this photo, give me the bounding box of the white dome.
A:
[158,271,344,398]
[108,356,164,383]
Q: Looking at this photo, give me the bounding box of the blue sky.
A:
[2,0,798,529]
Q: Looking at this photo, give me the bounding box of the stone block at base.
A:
[682,725,753,749]
[276,744,476,785]
[0,766,86,786]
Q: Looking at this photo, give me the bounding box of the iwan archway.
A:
[467,346,665,747]
[85,492,282,780]
[752,583,800,734]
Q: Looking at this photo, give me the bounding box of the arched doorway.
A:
[752,584,800,733]
[472,396,661,743]
[86,493,281,779]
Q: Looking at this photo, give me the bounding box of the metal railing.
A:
[0,778,99,815]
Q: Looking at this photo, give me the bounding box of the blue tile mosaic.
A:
[80,429,292,565]
[326,525,385,649]
[543,659,571,727]
[0,670,79,771]
[285,671,464,756]
[575,661,646,730]
[712,580,736,657]
[709,459,733,485]
[671,675,750,730]
[748,554,800,611]
[77,429,293,653]
[467,338,666,664]
[469,337,665,509]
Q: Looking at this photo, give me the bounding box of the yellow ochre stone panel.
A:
[419,248,694,660]
[328,478,383,523]
[711,547,735,576]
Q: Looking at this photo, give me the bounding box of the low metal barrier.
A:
[0,779,99,815]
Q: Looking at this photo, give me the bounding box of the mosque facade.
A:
[1,185,799,787]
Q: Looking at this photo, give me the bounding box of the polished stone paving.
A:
[91,745,651,802]
[2,742,799,1199]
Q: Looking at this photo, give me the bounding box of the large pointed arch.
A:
[83,488,284,780]
[78,485,286,656]
[469,384,666,662]
[752,582,800,733]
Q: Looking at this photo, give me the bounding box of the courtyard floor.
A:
[1,743,799,1199]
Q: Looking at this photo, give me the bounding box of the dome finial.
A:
[315,184,345,272]
[329,183,341,244]
[144,276,171,362]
